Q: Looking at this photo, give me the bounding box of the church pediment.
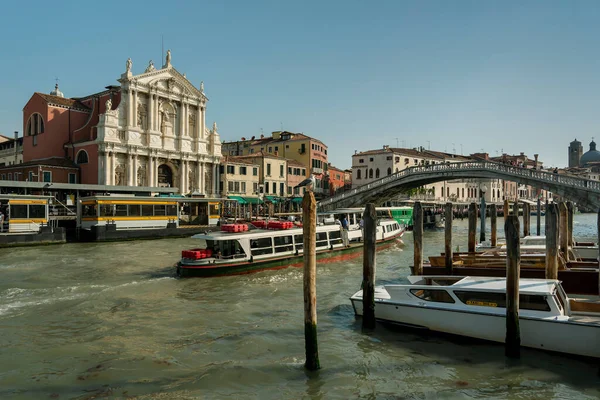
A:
[128,66,206,101]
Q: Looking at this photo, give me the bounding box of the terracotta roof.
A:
[19,157,78,169]
[287,159,305,167]
[35,93,91,112]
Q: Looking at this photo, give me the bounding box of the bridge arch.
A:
[318,161,600,211]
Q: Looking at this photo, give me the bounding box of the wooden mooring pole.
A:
[523,203,530,237]
[559,202,569,261]
[468,203,477,253]
[301,191,320,371]
[444,202,453,274]
[362,203,377,330]
[503,199,509,222]
[490,204,497,247]
[413,202,424,275]
[536,196,541,236]
[505,215,521,359]
[545,203,559,280]
[567,202,574,249]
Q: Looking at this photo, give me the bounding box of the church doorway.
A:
[158,164,173,187]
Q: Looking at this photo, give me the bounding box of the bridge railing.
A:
[318,161,600,208]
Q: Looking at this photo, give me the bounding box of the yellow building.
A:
[222,131,328,196]
[219,157,261,204]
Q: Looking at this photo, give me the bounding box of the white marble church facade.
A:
[95,51,221,195]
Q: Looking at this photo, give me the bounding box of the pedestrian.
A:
[0,209,4,233]
[340,215,349,247]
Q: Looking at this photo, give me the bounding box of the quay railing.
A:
[318,161,600,208]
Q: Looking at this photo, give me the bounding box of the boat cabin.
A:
[0,194,50,233]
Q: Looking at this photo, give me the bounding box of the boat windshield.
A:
[207,239,246,260]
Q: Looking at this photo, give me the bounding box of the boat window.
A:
[520,294,551,311]
[410,289,455,303]
[454,291,551,311]
[83,204,97,217]
[328,230,342,245]
[251,237,273,256]
[554,287,565,313]
[316,232,328,248]
[29,205,45,219]
[274,235,294,253]
[294,234,303,251]
[11,205,28,219]
[142,204,153,216]
[115,204,128,216]
[128,205,142,217]
[100,205,115,217]
[154,204,166,216]
[167,204,178,216]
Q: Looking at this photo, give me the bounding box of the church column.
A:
[127,152,134,186]
[133,90,138,128]
[110,151,116,185]
[181,160,188,194]
[149,156,155,187]
[101,151,108,185]
[197,162,203,194]
[200,106,206,140]
[212,163,217,196]
[195,106,201,150]
[133,154,138,186]
[128,89,133,128]
[148,93,154,131]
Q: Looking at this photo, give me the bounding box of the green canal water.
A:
[0,215,599,399]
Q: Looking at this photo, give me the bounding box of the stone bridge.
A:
[318,161,600,211]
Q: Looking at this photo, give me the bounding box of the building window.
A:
[386,156,392,160]
[265,182,269,194]
[241,182,246,192]
[26,113,45,136]
[375,168,380,178]
[359,159,364,163]
[369,158,374,162]
[76,150,89,164]
[269,147,272,153]
[240,166,247,175]
[387,167,392,175]
[301,169,306,176]
[68,173,76,184]
[369,169,373,179]
[227,165,235,174]
[280,182,284,196]
[266,163,271,176]
[253,167,258,176]
[272,182,276,193]
[7,173,12,180]
[275,146,278,152]
[253,182,259,193]
[28,171,34,181]
[43,171,51,183]
[0,174,5,180]
[280,165,284,177]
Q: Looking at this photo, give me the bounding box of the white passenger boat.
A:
[177,217,405,277]
[350,276,600,358]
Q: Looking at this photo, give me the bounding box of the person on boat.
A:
[340,215,350,247]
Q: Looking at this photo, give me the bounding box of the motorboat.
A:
[350,275,600,358]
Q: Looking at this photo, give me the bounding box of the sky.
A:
[1,1,600,170]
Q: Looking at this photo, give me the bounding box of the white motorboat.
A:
[350,276,600,358]
[476,235,598,260]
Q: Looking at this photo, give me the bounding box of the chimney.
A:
[14,131,18,164]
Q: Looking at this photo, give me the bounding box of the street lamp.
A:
[480,183,488,242]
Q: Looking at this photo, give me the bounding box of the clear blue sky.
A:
[1,1,599,169]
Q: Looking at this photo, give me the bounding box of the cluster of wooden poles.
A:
[413,199,579,280]
[300,192,597,369]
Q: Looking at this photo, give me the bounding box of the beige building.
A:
[0,134,23,168]
[222,131,327,196]
[219,157,260,200]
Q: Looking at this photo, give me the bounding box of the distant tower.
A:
[568,138,583,167]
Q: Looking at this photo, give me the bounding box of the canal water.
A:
[1,215,599,399]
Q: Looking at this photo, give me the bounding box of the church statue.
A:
[137,107,143,126]
[200,81,204,92]
[137,166,145,186]
[212,121,218,133]
[188,170,195,192]
[144,60,155,73]
[126,58,132,73]
[105,98,112,112]
[165,49,172,68]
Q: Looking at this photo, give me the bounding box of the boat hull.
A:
[351,297,600,358]
[177,233,402,278]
